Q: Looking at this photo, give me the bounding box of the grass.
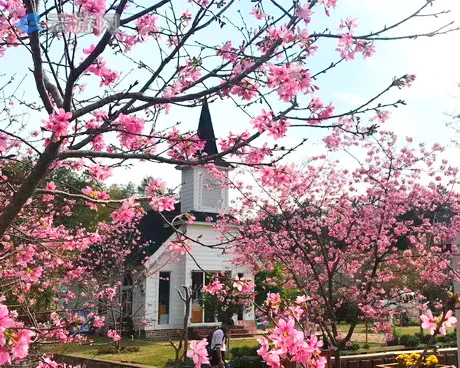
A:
[43,337,258,368]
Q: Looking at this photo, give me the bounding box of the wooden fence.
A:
[328,348,458,368]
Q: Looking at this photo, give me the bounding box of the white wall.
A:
[144,251,187,330]
[144,223,254,331]
[183,223,254,323]
[180,168,195,213]
[179,167,229,213]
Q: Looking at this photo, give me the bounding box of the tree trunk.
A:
[183,293,191,362]
[419,310,424,335]
[334,348,341,368]
[365,321,368,345]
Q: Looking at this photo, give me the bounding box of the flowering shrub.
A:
[253,294,326,368]
[37,358,86,368]
[258,319,326,368]
[202,275,255,319]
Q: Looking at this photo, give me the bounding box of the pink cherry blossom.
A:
[146,179,167,196]
[439,310,457,335]
[11,329,35,361]
[43,181,56,201]
[0,305,15,329]
[107,329,121,342]
[88,164,112,181]
[203,279,224,294]
[296,4,313,23]
[75,0,105,15]
[0,349,9,365]
[251,7,265,20]
[45,109,72,139]
[420,310,437,334]
[0,134,7,152]
[186,339,210,368]
[136,14,159,39]
[296,295,309,304]
[111,198,142,223]
[149,196,176,212]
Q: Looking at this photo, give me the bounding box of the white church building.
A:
[128,102,255,340]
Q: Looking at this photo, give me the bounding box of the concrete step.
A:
[188,326,253,340]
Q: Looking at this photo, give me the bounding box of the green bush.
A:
[230,346,259,357]
[386,335,400,346]
[414,333,432,344]
[399,334,420,347]
[341,342,359,351]
[362,344,370,350]
[231,356,264,368]
[437,335,448,343]
[447,331,457,342]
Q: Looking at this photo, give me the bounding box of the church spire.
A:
[197,99,218,156]
[176,101,231,214]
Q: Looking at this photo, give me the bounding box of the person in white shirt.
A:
[209,319,234,368]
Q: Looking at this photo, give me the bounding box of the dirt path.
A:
[350,332,384,344]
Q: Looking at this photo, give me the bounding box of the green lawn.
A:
[44,338,258,368]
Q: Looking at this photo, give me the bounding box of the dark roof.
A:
[197,100,218,156]
[137,203,233,258]
[196,101,232,168]
[137,203,181,257]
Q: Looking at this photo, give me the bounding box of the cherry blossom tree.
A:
[203,274,255,321]
[220,130,460,367]
[1,0,460,365]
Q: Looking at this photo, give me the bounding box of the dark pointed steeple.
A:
[197,100,219,156]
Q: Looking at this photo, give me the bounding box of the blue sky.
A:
[3,0,460,190]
